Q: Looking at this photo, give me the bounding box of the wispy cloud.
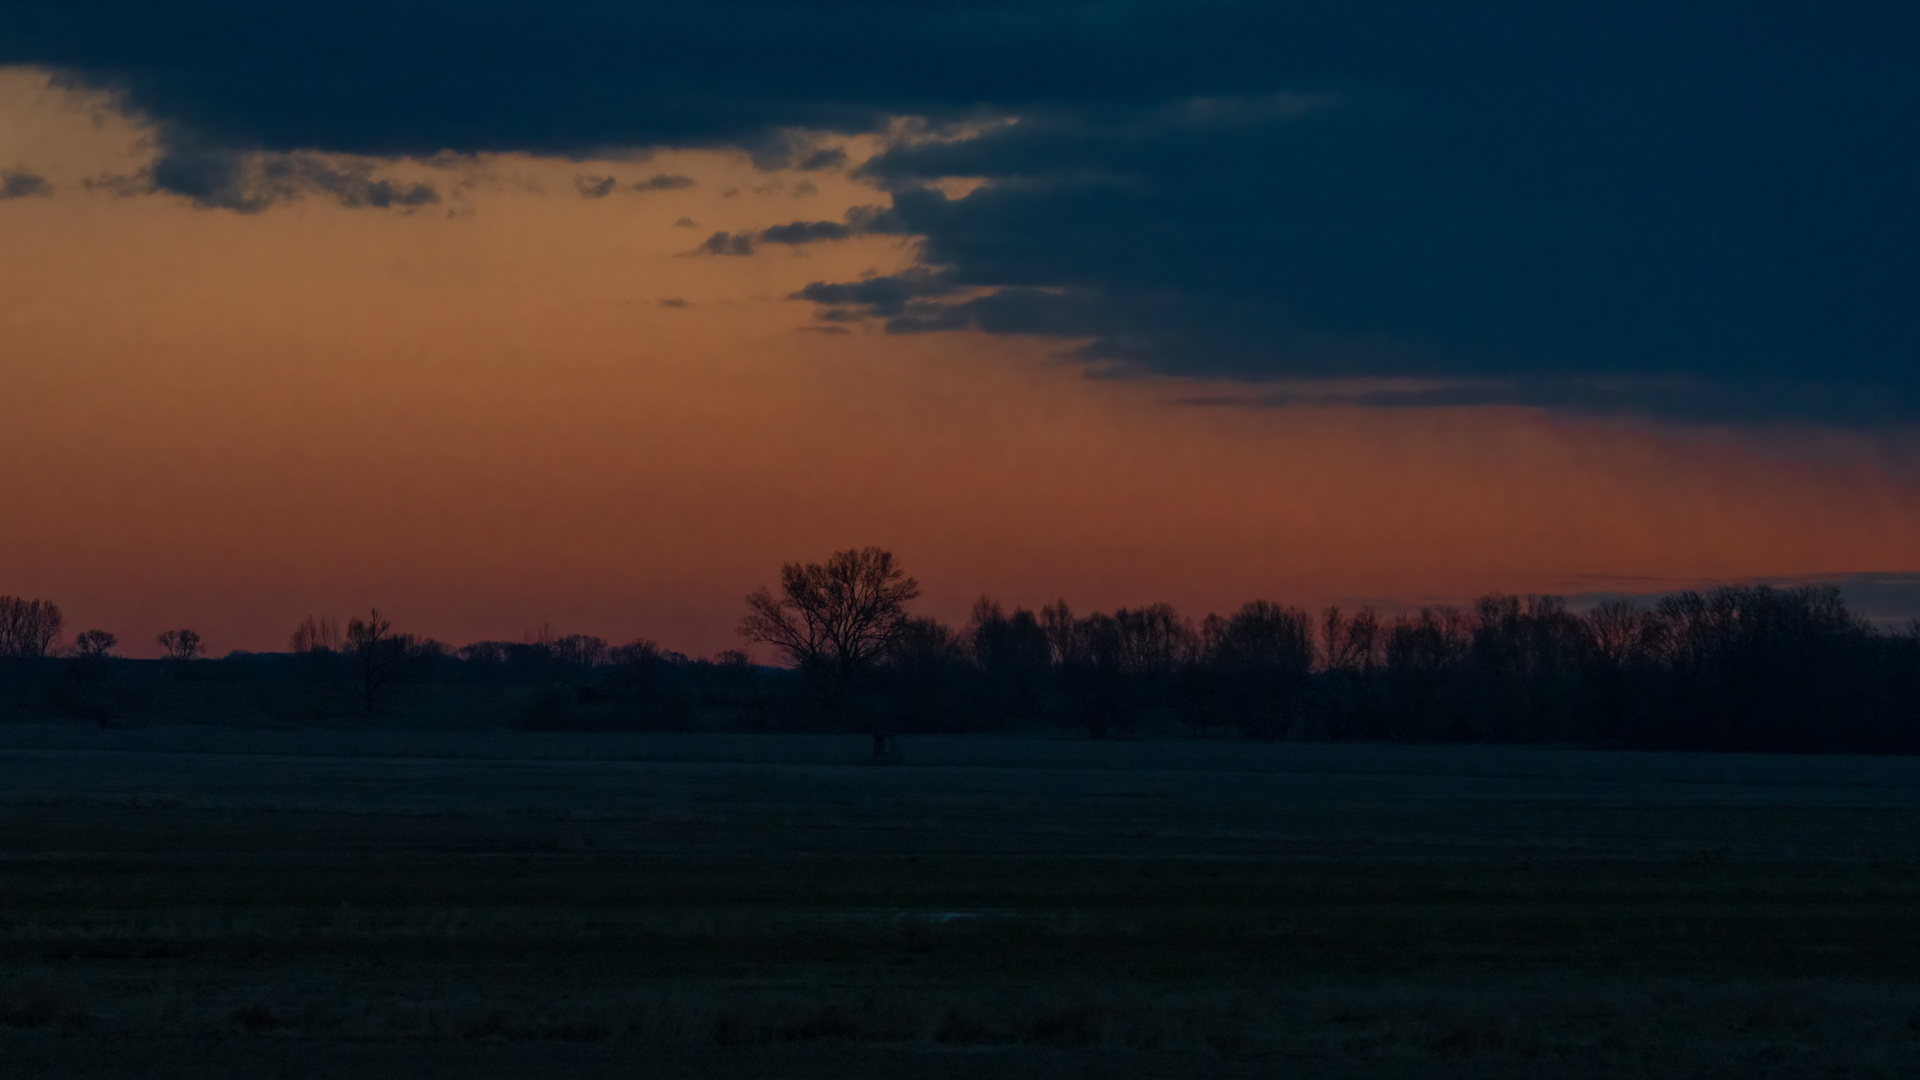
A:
[636,174,695,191]
[697,231,755,256]
[0,167,52,198]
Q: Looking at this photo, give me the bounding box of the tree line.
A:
[3,547,1917,752]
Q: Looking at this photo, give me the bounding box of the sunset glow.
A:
[1,67,1916,657]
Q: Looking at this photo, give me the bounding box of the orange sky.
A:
[3,69,1917,657]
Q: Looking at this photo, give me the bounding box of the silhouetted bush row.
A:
[1,584,1916,752]
[850,587,1920,752]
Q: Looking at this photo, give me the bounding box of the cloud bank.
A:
[7,2,1918,422]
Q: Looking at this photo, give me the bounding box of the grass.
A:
[3,725,1920,1076]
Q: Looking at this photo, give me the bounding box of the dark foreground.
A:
[4,728,1920,1078]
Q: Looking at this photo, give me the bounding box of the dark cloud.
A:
[574,173,695,197]
[753,203,905,246]
[790,268,961,316]
[636,174,696,191]
[573,174,616,198]
[741,130,852,173]
[7,2,1399,157]
[699,231,755,256]
[672,216,698,228]
[0,168,51,198]
[758,219,853,245]
[797,147,847,171]
[8,2,1919,421]
[658,297,690,308]
[140,143,437,212]
[799,71,1920,423]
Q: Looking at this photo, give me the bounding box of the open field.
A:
[4,727,1920,1077]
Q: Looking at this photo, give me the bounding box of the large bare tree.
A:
[739,547,920,706]
[0,596,63,659]
[345,609,430,716]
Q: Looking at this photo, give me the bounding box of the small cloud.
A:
[673,215,699,228]
[574,174,617,198]
[793,180,818,197]
[144,145,438,212]
[754,205,907,247]
[84,171,154,197]
[699,231,755,256]
[0,168,52,199]
[794,325,850,334]
[797,147,847,171]
[659,297,691,308]
[721,187,740,198]
[759,219,853,244]
[790,267,960,314]
[636,173,695,191]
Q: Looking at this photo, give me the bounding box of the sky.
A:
[2,4,1918,657]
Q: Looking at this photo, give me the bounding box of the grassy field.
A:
[4,726,1920,1077]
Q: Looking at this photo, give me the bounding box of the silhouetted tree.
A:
[1197,600,1316,737]
[609,638,670,668]
[552,634,610,670]
[1383,607,1471,674]
[1587,599,1654,668]
[457,641,512,667]
[1372,607,1475,740]
[1345,607,1382,674]
[70,629,116,660]
[1111,604,1197,674]
[1066,604,1196,736]
[1323,606,1385,673]
[1653,584,1868,751]
[155,629,204,662]
[1040,600,1084,667]
[739,546,920,714]
[970,598,1052,675]
[968,598,1052,726]
[878,615,968,731]
[289,615,343,653]
[0,596,64,659]
[597,637,696,729]
[65,629,119,704]
[345,609,427,716]
[701,648,766,730]
[1206,601,1315,671]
